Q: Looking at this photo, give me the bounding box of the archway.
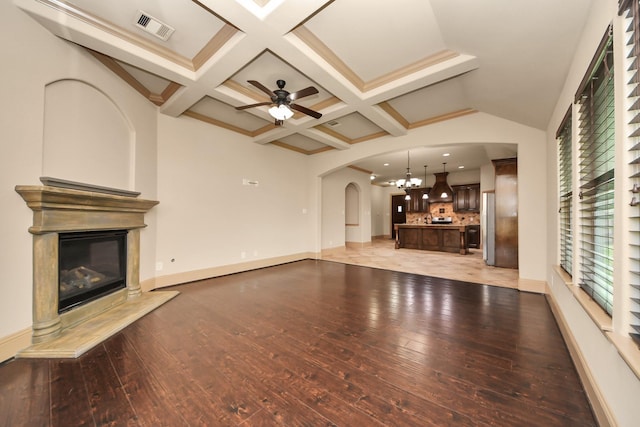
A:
[345,182,360,246]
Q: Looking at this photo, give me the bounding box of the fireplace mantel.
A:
[15,182,177,358]
[16,184,159,234]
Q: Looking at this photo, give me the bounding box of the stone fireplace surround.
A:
[15,179,178,358]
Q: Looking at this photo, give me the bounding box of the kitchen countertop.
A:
[394,223,470,254]
[395,223,468,228]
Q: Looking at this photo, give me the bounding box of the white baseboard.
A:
[153,252,316,289]
[372,235,391,240]
[545,293,614,427]
[321,246,347,256]
[517,278,547,293]
[0,327,31,363]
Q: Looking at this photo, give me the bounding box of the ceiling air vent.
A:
[326,120,341,127]
[133,10,175,41]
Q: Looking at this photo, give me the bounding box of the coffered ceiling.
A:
[14,0,592,184]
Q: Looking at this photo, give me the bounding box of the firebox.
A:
[58,230,127,313]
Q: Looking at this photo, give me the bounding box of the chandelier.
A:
[396,151,422,200]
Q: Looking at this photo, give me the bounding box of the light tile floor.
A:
[321,238,519,289]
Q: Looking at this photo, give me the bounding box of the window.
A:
[620,0,640,345]
[575,25,615,316]
[558,108,573,276]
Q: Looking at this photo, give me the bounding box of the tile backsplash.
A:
[405,203,480,225]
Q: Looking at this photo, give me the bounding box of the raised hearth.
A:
[15,180,178,358]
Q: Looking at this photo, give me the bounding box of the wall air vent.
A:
[133,10,175,41]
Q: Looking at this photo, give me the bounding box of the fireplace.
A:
[58,230,127,313]
[15,178,177,357]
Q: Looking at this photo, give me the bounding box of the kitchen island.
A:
[394,224,469,254]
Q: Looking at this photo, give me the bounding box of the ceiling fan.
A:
[235,79,322,125]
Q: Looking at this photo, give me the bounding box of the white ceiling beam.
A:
[359,54,480,105]
[357,106,408,137]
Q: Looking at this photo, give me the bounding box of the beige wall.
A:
[154,114,314,279]
[0,0,158,351]
[545,1,640,425]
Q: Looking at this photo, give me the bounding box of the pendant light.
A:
[440,163,449,198]
[422,165,429,200]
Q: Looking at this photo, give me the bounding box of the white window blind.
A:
[575,25,615,316]
[620,0,640,345]
[558,109,573,276]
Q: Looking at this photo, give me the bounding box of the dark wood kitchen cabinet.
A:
[406,188,430,213]
[466,225,480,248]
[453,184,480,213]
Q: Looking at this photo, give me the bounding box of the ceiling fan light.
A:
[268,104,293,120]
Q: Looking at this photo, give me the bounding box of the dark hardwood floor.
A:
[0,260,596,426]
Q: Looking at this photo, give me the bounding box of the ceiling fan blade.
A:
[290,103,322,119]
[247,80,275,97]
[235,101,272,110]
[287,86,319,102]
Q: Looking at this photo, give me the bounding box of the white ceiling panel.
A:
[318,113,384,140]
[189,96,271,131]
[304,0,446,82]
[277,133,330,152]
[386,78,469,124]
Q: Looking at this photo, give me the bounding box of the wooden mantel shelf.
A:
[15,185,158,234]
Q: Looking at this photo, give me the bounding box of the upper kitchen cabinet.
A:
[406,188,431,213]
[452,184,480,213]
